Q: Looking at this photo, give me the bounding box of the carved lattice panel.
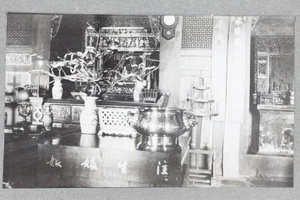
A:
[98,107,137,136]
[182,16,213,49]
[6,53,32,65]
[6,14,32,46]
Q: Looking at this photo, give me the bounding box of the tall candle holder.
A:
[187,77,218,149]
[186,77,219,186]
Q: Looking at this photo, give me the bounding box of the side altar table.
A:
[37,131,190,187]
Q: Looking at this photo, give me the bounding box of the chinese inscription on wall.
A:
[46,155,62,168]
[157,160,168,181]
[81,155,98,171]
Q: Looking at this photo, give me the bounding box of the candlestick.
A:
[37,60,43,98]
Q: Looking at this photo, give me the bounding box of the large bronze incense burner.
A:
[128,107,196,152]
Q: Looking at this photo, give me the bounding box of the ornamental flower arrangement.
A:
[30,47,114,98]
[31,24,160,100]
[59,47,114,96]
[102,53,160,102]
[103,53,159,88]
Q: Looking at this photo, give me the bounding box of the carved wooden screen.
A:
[252,36,294,105]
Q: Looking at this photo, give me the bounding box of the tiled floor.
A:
[188,176,293,188]
[218,177,293,187]
[3,175,293,188]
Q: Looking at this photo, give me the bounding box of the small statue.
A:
[131,38,136,47]
[144,38,150,48]
[126,38,132,48]
[102,39,108,47]
[139,38,144,48]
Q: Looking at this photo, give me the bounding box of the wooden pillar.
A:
[31,15,51,87]
[211,16,230,176]
[222,16,252,178]
[1,12,6,127]
[159,16,183,107]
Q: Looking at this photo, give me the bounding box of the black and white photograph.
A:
[2,13,295,189]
